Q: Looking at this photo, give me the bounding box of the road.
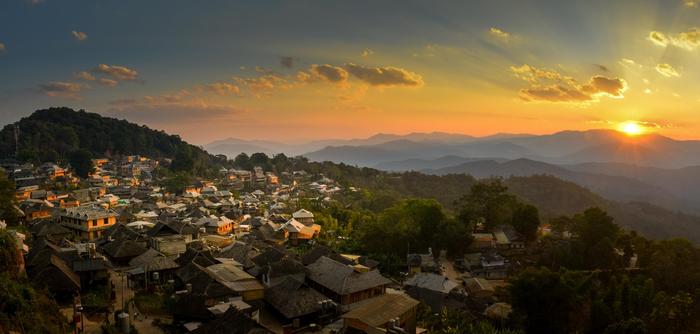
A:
[439,250,461,282]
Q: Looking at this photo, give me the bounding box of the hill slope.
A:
[0,107,224,174]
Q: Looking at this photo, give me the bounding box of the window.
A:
[103,218,109,225]
[91,220,97,227]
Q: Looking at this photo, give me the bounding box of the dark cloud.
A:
[38,81,85,100]
[280,56,294,69]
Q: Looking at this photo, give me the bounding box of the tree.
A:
[604,318,647,334]
[163,173,193,194]
[171,146,194,173]
[509,267,579,334]
[250,152,271,170]
[457,178,516,230]
[68,149,93,178]
[511,204,540,241]
[0,171,18,225]
[233,153,252,170]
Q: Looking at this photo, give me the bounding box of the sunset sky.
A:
[1,0,700,144]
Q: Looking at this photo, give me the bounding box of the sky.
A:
[1,0,700,144]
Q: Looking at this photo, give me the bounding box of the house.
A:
[127,249,180,288]
[493,225,525,249]
[471,252,509,279]
[102,238,148,266]
[19,199,54,221]
[60,205,118,240]
[190,306,272,334]
[206,262,265,302]
[292,209,314,225]
[150,234,188,257]
[264,276,334,328]
[471,233,496,249]
[280,218,317,245]
[404,272,463,311]
[342,293,420,334]
[199,216,235,235]
[306,256,391,310]
[463,277,495,299]
[407,253,439,274]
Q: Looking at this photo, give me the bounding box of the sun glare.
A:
[618,121,645,136]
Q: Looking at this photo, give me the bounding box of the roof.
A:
[128,249,180,271]
[404,273,458,294]
[280,218,305,233]
[306,256,391,295]
[342,293,419,327]
[102,239,148,259]
[264,277,327,319]
[62,205,118,220]
[191,307,272,334]
[292,209,314,219]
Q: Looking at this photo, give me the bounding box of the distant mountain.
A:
[0,107,223,174]
[304,139,538,167]
[205,132,476,158]
[300,129,700,169]
[375,156,507,171]
[564,162,700,202]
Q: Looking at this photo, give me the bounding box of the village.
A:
[1,154,541,334]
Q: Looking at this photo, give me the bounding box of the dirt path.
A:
[439,250,460,282]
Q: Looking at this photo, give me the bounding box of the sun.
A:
[618,121,645,136]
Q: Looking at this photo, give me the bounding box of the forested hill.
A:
[299,160,700,242]
[0,107,225,175]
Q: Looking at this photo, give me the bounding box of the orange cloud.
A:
[512,65,627,104]
[91,64,139,81]
[71,30,87,42]
[298,64,349,83]
[489,27,511,42]
[343,63,423,87]
[206,82,241,96]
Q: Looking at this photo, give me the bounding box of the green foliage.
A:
[0,170,19,225]
[511,204,540,241]
[162,172,193,194]
[457,178,517,229]
[0,272,70,333]
[68,148,94,178]
[509,267,580,334]
[418,305,523,334]
[0,107,225,175]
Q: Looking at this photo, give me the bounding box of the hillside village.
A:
[0,153,542,334]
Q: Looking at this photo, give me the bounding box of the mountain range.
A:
[207,130,700,217]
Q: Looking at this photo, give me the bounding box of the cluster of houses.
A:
[1,156,431,334]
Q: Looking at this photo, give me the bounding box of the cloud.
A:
[511,64,627,104]
[91,64,139,81]
[71,30,87,42]
[98,78,119,87]
[684,0,699,7]
[595,64,609,72]
[361,48,374,57]
[656,63,680,77]
[233,72,291,97]
[74,71,96,81]
[38,81,85,100]
[280,56,294,69]
[648,28,700,50]
[489,27,511,42]
[343,63,424,87]
[298,64,349,83]
[206,82,241,96]
[0,43,5,53]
